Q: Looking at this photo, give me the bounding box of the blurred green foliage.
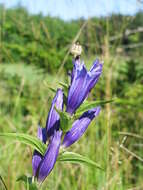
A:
[1,6,143,72]
[0,5,143,190]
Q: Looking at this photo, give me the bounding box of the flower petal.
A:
[37,130,62,182]
[66,60,87,114]
[88,59,103,89]
[71,58,81,83]
[90,59,101,73]
[63,107,100,148]
[32,126,47,177]
[37,126,47,144]
[32,150,43,177]
[46,89,63,137]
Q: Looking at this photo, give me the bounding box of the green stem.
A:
[0,175,8,190]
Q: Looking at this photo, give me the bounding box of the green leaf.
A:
[58,151,104,171]
[59,82,68,92]
[48,86,57,94]
[114,98,143,108]
[0,133,46,155]
[75,99,114,117]
[17,175,32,184]
[17,175,38,190]
[55,107,72,132]
[59,82,68,103]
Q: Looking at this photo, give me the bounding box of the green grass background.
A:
[0,5,143,190]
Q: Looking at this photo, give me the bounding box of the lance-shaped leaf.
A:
[48,87,57,94]
[75,99,114,117]
[0,133,47,155]
[59,82,68,94]
[58,151,104,171]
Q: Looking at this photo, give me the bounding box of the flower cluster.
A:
[32,57,102,182]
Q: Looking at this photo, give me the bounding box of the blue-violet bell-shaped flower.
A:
[66,58,102,115]
[32,89,63,182]
[63,107,100,148]
[32,126,47,177]
[37,130,62,182]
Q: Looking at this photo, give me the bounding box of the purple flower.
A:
[32,129,62,182]
[32,126,47,177]
[46,89,63,137]
[32,89,63,182]
[66,58,102,115]
[62,107,100,148]
[32,55,103,182]
[37,130,62,182]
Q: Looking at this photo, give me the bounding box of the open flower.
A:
[32,89,63,182]
[66,58,102,115]
[62,107,101,148]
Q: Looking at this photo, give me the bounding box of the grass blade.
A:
[0,175,8,190]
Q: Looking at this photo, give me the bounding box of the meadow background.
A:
[0,1,143,189]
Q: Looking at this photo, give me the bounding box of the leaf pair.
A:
[0,132,104,171]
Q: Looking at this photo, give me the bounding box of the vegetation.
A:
[0,5,143,190]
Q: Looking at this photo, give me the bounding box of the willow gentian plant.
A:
[0,47,106,188]
[32,56,103,183]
